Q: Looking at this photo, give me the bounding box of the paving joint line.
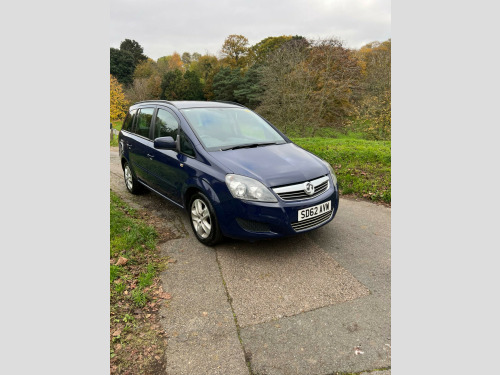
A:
[215,249,254,375]
[321,366,391,375]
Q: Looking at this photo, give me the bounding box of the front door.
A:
[147,107,185,203]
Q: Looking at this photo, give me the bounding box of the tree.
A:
[168,52,184,71]
[256,38,312,134]
[305,38,362,128]
[194,54,219,81]
[356,39,391,97]
[234,64,264,109]
[110,48,135,86]
[257,37,361,136]
[120,39,147,66]
[212,67,243,102]
[161,70,185,100]
[183,70,204,100]
[110,75,128,120]
[354,39,391,140]
[249,36,293,65]
[125,75,162,103]
[181,52,192,66]
[133,58,158,79]
[220,34,249,68]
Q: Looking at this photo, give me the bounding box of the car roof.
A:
[131,100,244,110]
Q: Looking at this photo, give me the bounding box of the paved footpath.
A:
[110,148,391,375]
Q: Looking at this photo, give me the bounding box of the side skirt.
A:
[137,180,185,209]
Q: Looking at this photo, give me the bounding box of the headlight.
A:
[324,162,337,187]
[225,174,278,203]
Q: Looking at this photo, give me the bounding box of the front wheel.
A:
[189,193,223,246]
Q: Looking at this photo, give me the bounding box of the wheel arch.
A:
[183,178,221,211]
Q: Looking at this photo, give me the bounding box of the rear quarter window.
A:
[180,129,196,157]
[121,109,137,132]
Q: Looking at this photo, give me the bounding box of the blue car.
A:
[119,100,339,245]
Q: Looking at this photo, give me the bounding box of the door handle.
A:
[126,143,132,149]
[147,154,155,159]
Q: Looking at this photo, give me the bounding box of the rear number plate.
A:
[298,201,332,221]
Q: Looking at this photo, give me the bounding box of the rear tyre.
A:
[189,192,223,246]
[123,162,142,194]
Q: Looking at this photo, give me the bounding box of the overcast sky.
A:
[110,0,391,61]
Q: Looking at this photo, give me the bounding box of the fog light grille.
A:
[236,218,271,233]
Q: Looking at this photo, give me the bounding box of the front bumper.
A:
[213,179,339,241]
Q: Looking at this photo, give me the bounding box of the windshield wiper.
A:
[220,142,279,151]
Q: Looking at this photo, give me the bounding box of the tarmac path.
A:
[110,147,391,375]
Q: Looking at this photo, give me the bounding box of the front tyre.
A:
[123,162,142,194]
[189,193,223,246]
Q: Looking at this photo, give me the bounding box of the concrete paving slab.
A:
[158,236,248,375]
[240,294,390,375]
[360,370,391,375]
[216,236,370,327]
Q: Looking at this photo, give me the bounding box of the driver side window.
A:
[154,109,179,140]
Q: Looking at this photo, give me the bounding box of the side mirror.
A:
[154,136,176,150]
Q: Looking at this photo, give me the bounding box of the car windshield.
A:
[180,107,287,151]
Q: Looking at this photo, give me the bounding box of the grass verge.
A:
[110,120,122,147]
[110,190,171,374]
[293,137,391,204]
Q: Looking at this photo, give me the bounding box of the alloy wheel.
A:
[124,165,133,191]
[191,198,212,239]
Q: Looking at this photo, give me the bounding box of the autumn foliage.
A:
[110,36,391,140]
[110,75,128,121]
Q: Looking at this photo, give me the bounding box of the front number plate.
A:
[298,201,332,222]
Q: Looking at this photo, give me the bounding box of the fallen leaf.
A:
[155,355,161,360]
[160,292,172,300]
[112,329,121,337]
[167,259,177,263]
[202,311,208,316]
[115,257,128,266]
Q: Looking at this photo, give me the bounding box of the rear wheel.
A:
[189,192,223,246]
[123,162,142,194]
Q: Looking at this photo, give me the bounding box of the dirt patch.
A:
[110,194,179,375]
[340,193,391,208]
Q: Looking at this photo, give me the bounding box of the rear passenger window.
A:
[154,109,179,140]
[135,108,155,139]
[121,109,137,132]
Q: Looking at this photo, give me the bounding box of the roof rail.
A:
[214,100,246,108]
[134,100,177,108]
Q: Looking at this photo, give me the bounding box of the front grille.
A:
[273,175,329,201]
[236,218,271,233]
[291,211,333,232]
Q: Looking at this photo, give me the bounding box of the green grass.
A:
[110,192,157,258]
[110,191,168,373]
[110,120,122,147]
[293,137,391,203]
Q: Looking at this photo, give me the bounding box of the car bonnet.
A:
[209,143,328,187]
